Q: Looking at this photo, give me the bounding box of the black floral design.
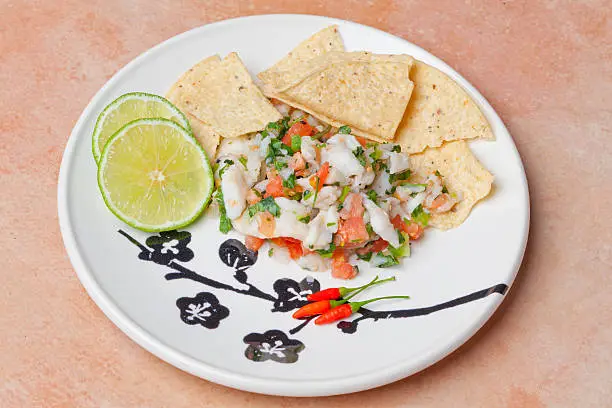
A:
[244,330,305,363]
[177,292,229,329]
[138,230,194,265]
[272,276,320,312]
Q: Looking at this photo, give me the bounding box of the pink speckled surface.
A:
[1,1,611,406]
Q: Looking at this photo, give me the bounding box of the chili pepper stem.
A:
[350,295,411,313]
[341,275,396,299]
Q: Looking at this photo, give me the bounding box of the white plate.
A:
[58,14,529,397]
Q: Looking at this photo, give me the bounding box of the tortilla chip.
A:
[396,61,494,154]
[262,51,414,141]
[258,25,344,85]
[409,141,494,230]
[184,113,220,160]
[167,53,281,139]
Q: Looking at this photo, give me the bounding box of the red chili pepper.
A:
[292,299,345,319]
[314,295,411,325]
[307,276,395,301]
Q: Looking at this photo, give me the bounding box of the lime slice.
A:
[98,118,213,232]
[92,92,191,163]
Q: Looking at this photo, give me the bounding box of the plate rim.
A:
[57,13,530,397]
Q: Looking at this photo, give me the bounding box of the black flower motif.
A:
[337,320,358,334]
[272,277,320,312]
[243,330,305,363]
[141,230,194,265]
[219,239,258,276]
[176,292,229,329]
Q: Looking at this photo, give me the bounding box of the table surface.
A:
[1,1,611,406]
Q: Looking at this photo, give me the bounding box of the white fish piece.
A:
[221,164,249,220]
[274,198,310,240]
[232,197,310,241]
[300,136,318,165]
[253,179,268,193]
[302,186,341,210]
[406,191,427,215]
[325,206,339,234]
[321,134,364,177]
[388,152,410,174]
[362,195,400,247]
[216,136,261,185]
[370,170,392,196]
[326,166,348,185]
[351,166,375,189]
[304,212,333,250]
[395,183,427,200]
[296,253,331,272]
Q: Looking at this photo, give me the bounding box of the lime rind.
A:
[97,118,213,232]
[92,92,192,163]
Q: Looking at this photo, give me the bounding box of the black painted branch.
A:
[118,229,149,253]
[289,316,315,335]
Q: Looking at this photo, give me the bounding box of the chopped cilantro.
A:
[214,189,232,234]
[389,169,411,183]
[338,185,351,204]
[357,252,373,261]
[326,222,336,227]
[353,146,367,167]
[297,215,311,224]
[238,155,248,169]
[442,185,449,194]
[218,159,234,179]
[411,204,430,227]
[391,144,401,153]
[291,135,302,152]
[303,190,313,200]
[435,170,443,177]
[372,253,399,268]
[369,146,382,161]
[248,196,281,218]
[338,125,352,134]
[366,190,378,203]
[283,172,296,189]
[315,244,336,258]
[268,248,274,257]
[274,160,288,170]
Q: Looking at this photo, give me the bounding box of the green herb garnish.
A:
[268,248,274,257]
[353,146,367,167]
[365,223,374,235]
[357,252,373,261]
[389,169,411,183]
[238,155,248,169]
[435,170,442,177]
[338,185,351,204]
[283,172,296,189]
[291,135,302,153]
[366,190,378,203]
[218,159,234,178]
[303,190,313,201]
[372,253,399,268]
[312,124,331,140]
[214,189,232,234]
[326,222,336,227]
[338,125,352,134]
[391,144,401,153]
[411,204,430,227]
[442,185,449,194]
[248,196,281,218]
[315,243,336,258]
[298,215,311,224]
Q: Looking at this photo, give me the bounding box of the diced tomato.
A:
[288,152,306,171]
[405,222,424,240]
[334,217,369,247]
[282,120,314,146]
[271,237,304,260]
[391,215,424,240]
[257,211,276,237]
[331,249,358,279]
[356,238,389,255]
[317,162,330,187]
[265,174,284,198]
[355,136,368,147]
[339,193,365,220]
[245,236,265,252]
